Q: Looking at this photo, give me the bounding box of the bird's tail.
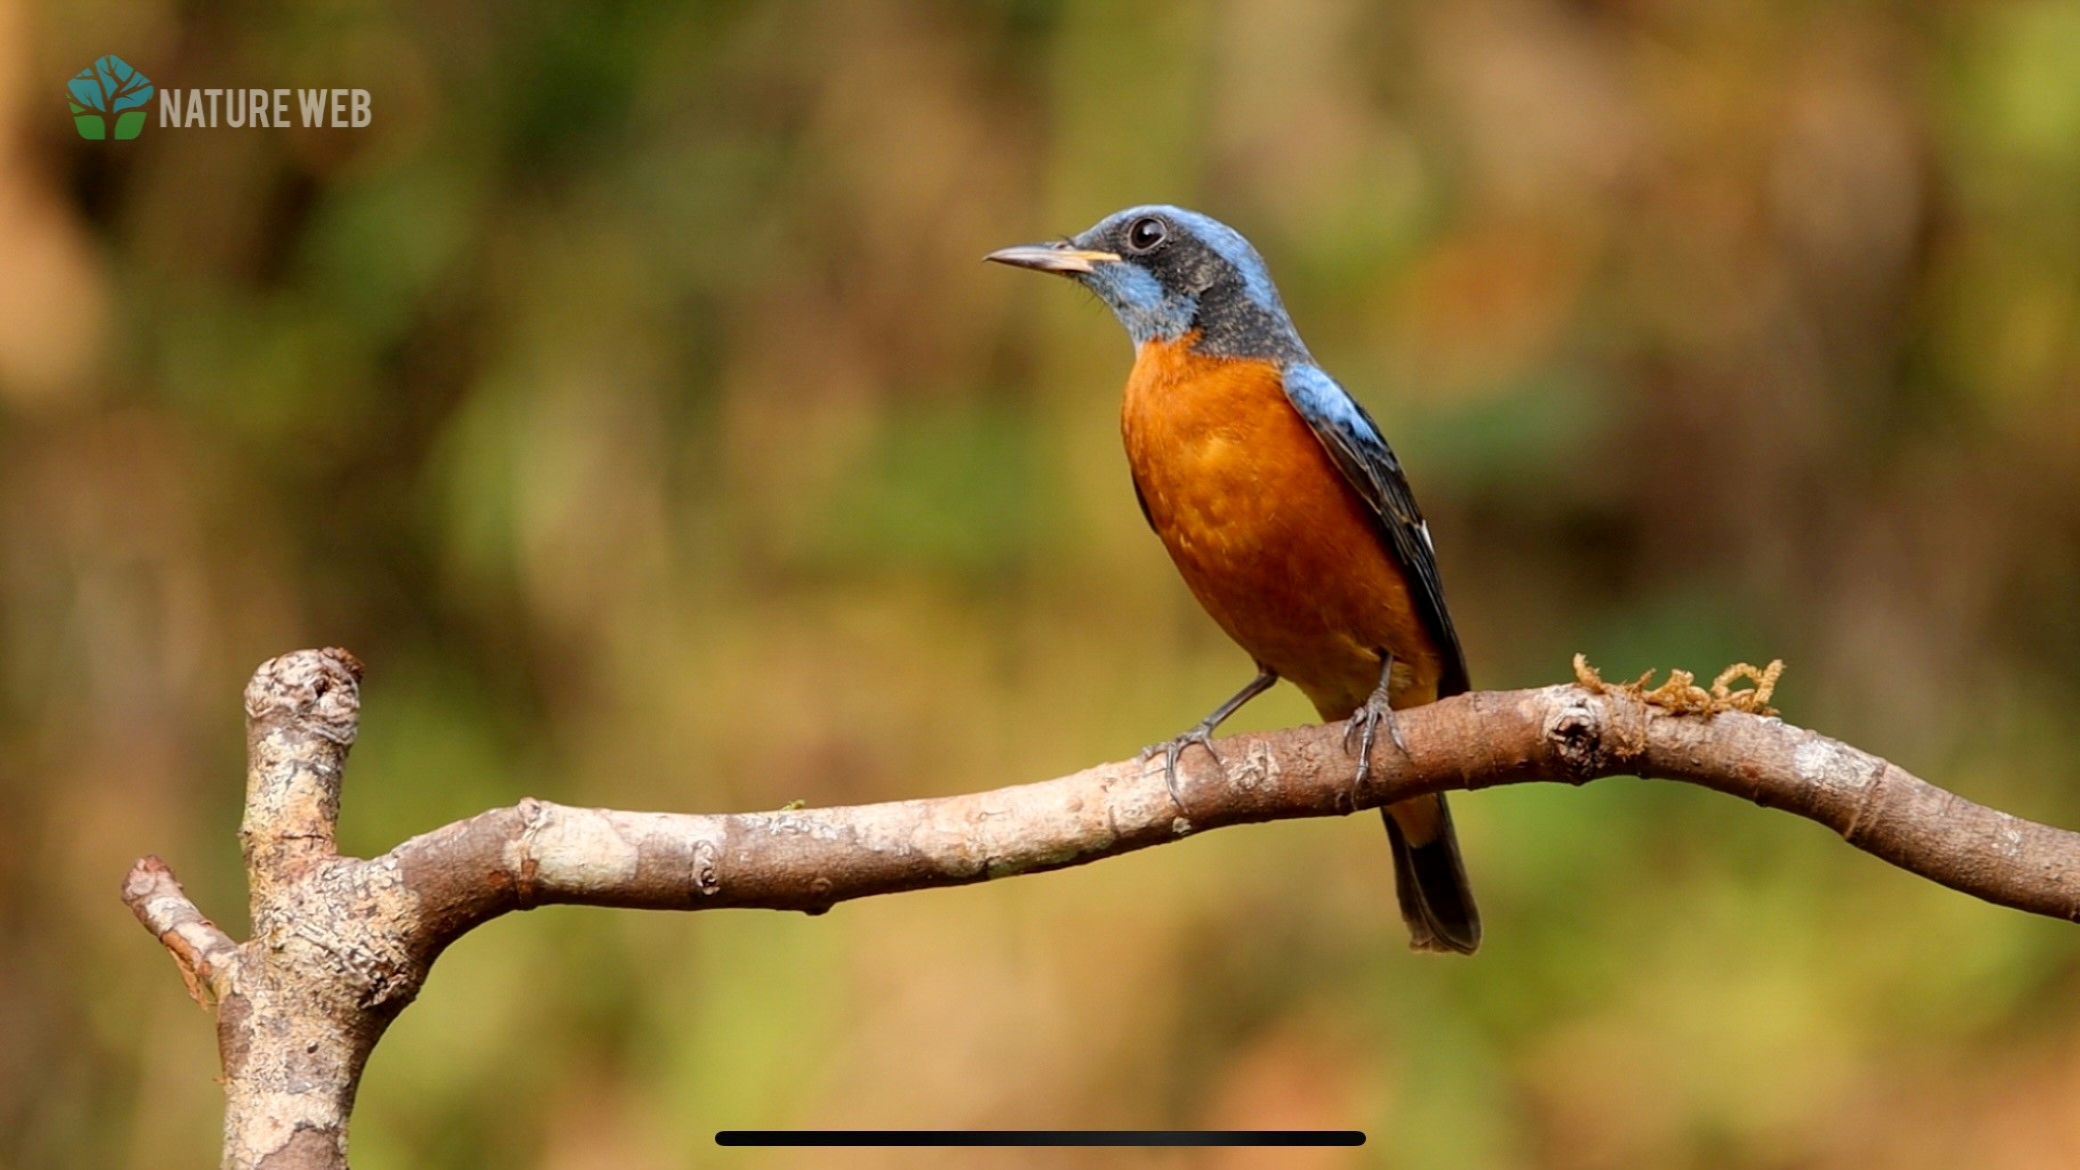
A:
[1381,794,1481,954]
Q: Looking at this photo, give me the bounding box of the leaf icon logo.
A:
[68,55,154,140]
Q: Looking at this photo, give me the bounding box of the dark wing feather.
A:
[1280,363,1471,697]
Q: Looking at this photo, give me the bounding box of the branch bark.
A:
[125,648,2080,1168]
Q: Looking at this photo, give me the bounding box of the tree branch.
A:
[123,854,239,1006]
[124,648,2080,1168]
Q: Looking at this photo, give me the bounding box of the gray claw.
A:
[1344,699,1407,797]
[1143,727,1219,811]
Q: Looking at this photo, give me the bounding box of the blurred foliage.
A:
[4,0,2080,1167]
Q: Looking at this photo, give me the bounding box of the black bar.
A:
[716,1130,1364,1147]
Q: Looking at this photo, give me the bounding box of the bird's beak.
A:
[983,243,1121,275]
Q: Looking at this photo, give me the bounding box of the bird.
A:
[986,206,1480,954]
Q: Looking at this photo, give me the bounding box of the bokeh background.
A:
[5,1,2080,1166]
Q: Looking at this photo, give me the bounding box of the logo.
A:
[66,54,375,139]
[69,54,154,140]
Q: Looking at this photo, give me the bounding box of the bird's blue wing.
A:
[1282,363,1470,696]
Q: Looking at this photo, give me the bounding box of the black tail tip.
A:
[1405,908,1481,955]
[1383,803,1482,955]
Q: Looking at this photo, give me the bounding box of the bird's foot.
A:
[1139,668,1279,814]
[1140,723,1222,812]
[1342,690,1409,799]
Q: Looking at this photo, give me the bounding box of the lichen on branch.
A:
[1573,653,1785,716]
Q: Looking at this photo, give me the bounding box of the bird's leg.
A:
[1142,667,1279,811]
[1344,651,1410,797]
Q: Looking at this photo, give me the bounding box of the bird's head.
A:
[986,205,1307,362]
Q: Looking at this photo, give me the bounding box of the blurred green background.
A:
[5,0,2080,1166]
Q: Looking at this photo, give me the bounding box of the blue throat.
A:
[1087,262,1197,347]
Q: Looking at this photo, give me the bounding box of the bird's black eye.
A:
[1124,216,1167,253]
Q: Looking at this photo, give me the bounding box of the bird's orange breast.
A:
[1120,336,1445,719]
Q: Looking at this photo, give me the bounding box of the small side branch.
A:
[122,854,238,1006]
